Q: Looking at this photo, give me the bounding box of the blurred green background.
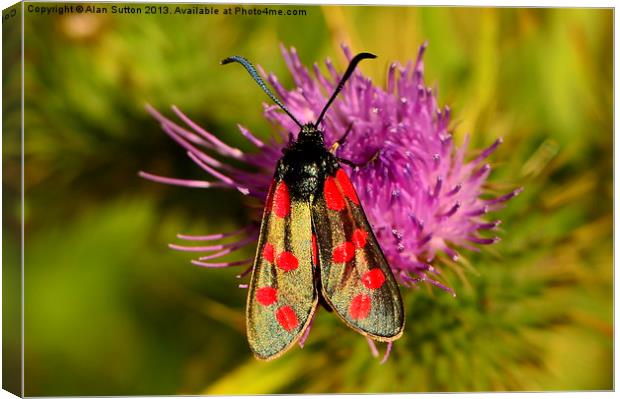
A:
[2,3,612,395]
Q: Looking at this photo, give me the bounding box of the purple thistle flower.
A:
[140,43,520,296]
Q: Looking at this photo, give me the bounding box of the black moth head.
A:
[221,52,376,135]
[296,123,323,145]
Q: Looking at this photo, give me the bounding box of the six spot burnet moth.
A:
[221,52,404,360]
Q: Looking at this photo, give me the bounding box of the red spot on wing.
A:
[276,251,299,271]
[312,234,318,267]
[336,169,360,205]
[349,294,371,320]
[324,176,346,211]
[361,269,386,289]
[273,181,290,218]
[352,228,368,248]
[262,243,275,263]
[256,287,277,306]
[276,306,299,331]
[332,242,355,263]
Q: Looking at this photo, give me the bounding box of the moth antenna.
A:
[315,52,377,127]
[221,55,303,128]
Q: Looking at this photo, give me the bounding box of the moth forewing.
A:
[246,179,318,360]
[312,168,405,341]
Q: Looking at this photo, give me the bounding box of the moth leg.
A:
[336,157,357,168]
[329,123,354,154]
[337,149,381,170]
